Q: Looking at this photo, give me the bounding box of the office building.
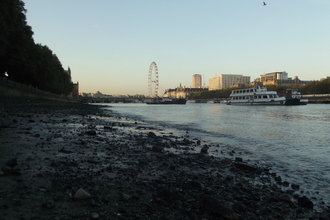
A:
[259,72,303,85]
[209,74,250,90]
[192,74,202,88]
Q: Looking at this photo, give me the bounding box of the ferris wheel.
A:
[148,62,159,97]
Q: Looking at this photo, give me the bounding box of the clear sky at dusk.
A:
[24,0,330,96]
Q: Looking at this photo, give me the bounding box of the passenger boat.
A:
[146,98,186,105]
[227,85,286,105]
[277,89,308,105]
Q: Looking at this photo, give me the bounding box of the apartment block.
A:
[209,74,250,90]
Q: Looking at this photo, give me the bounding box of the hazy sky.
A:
[24,0,330,95]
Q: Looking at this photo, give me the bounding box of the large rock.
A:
[233,162,257,171]
[298,196,313,209]
[148,132,157,138]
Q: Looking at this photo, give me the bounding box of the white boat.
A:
[227,85,286,105]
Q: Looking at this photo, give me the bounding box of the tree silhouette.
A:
[0,0,73,95]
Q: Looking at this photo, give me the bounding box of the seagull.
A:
[263,1,267,6]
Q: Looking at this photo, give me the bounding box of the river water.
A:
[102,103,330,209]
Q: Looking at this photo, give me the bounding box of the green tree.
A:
[0,0,73,95]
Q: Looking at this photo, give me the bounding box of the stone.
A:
[86,130,97,135]
[42,200,54,209]
[122,193,131,201]
[148,132,157,138]
[234,162,257,171]
[59,148,73,153]
[91,212,99,219]
[199,195,239,219]
[298,196,313,209]
[152,146,163,152]
[6,158,19,168]
[291,183,300,190]
[200,145,209,153]
[74,188,91,199]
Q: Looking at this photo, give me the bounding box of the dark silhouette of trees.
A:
[299,78,330,95]
[0,0,72,95]
[191,87,232,99]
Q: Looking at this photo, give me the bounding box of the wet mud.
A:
[0,99,329,219]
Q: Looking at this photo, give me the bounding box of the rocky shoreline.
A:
[0,99,329,220]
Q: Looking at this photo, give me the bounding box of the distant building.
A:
[163,87,209,99]
[79,92,92,97]
[92,91,110,98]
[259,72,303,85]
[192,74,202,88]
[209,74,250,91]
[66,67,79,100]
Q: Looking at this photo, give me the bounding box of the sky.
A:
[23,0,330,96]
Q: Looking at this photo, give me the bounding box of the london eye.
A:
[148,62,159,97]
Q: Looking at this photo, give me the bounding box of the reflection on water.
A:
[103,103,330,208]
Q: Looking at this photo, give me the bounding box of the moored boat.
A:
[227,85,286,105]
[146,98,186,105]
[277,89,308,105]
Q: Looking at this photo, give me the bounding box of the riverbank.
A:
[0,98,329,219]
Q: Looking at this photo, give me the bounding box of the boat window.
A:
[254,96,257,99]
[242,96,245,99]
[258,95,261,99]
[243,90,246,93]
[263,95,267,99]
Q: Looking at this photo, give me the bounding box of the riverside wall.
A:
[0,77,76,102]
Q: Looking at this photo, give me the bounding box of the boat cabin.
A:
[228,85,285,105]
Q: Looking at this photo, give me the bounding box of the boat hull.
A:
[228,100,284,105]
[284,98,308,105]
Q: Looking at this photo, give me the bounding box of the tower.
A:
[192,74,202,88]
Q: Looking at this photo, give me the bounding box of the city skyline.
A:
[24,0,330,95]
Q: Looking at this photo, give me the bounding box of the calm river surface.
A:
[102,103,330,208]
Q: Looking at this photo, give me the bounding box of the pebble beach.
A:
[0,99,329,220]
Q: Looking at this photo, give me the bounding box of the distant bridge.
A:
[79,97,146,103]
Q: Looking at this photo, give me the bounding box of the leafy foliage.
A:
[0,0,72,95]
[299,78,330,94]
[191,87,233,99]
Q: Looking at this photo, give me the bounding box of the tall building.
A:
[260,71,288,82]
[209,74,250,91]
[192,74,202,88]
[259,71,303,85]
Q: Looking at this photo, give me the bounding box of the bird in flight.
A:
[263,2,267,6]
